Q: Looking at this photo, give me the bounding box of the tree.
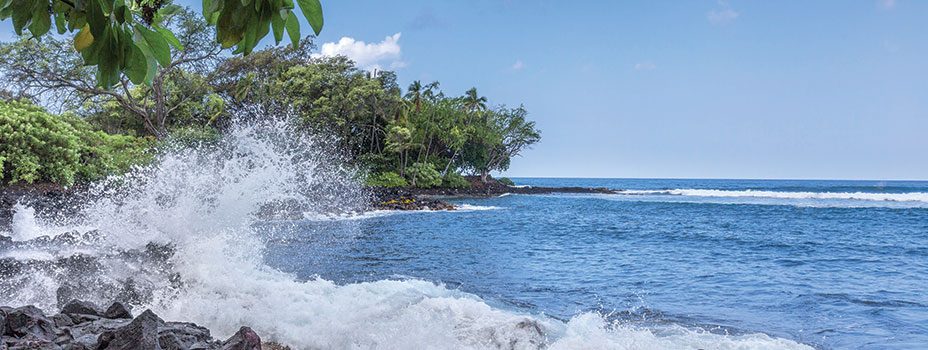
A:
[461,105,540,183]
[0,0,324,89]
[0,8,224,138]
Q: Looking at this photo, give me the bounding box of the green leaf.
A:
[54,13,66,34]
[155,26,183,50]
[134,24,171,67]
[10,0,32,35]
[285,11,300,48]
[271,14,285,44]
[28,3,51,38]
[97,0,113,16]
[114,0,126,22]
[124,42,147,84]
[295,0,323,35]
[216,0,249,48]
[86,0,106,37]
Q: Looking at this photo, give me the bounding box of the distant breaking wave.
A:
[622,189,928,203]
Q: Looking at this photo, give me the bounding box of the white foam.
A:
[9,203,43,242]
[623,189,928,203]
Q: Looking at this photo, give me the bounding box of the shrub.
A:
[365,171,407,188]
[498,177,515,186]
[407,162,441,188]
[0,99,83,185]
[442,172,471,188]
[0,99,152,185]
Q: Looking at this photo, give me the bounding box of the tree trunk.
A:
[442,150,458,176]
[481,169,488,184]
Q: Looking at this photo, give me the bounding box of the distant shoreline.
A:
[370,176,619,211]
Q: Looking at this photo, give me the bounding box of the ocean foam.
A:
[623,189,928,203]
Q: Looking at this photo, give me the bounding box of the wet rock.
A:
[98,309,163,350]
[2,305,58,344]
[60,300,100,317]
[220,327,261,350]
[0,301,264,350]
[158,322,215,350]
[103,303,132,320]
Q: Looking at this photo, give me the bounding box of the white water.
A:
[0,120,812,349]
[623,189,928,202]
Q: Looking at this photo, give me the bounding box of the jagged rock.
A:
[52,314,74,328]
[2,305,57,342]
[0,301,262,350]
[220,327,261,350]
[103,303,132,320]
[60,300,100,317]
[158,322,215,350]
[98,309,163,350]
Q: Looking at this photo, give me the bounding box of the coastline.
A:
[370,176,619,211]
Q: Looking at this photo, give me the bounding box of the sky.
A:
[2,1,927,180]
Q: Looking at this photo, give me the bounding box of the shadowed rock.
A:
[1,301,267,350]
[98,309,163,350]
[103,302,132,320]
[2,305,57,342]
[220,327,261,350]
[61,300,100,317]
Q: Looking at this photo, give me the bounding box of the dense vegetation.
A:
[0,99,152,186]
[0,8,539,188]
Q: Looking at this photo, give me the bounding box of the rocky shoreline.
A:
[370,176,619,211]
[0,178,621,225]
[1,299,278,350]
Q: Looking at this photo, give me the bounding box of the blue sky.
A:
[3,1,927,179]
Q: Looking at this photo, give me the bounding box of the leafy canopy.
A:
[0,0,323,89]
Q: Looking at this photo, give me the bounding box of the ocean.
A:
[264,178,928,349]
[1,122,925,349]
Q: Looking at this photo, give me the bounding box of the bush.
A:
[442,172,471,188]
[0,99,83,185]
[365,171,407,188]
[498,177,515,186]
[0,99,152,185]
[407,162,441,188]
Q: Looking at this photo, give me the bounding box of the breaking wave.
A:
[0,118,812,349]
[623,189,928,203]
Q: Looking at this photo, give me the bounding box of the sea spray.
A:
[0,118,814,349]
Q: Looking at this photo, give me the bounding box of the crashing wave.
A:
[0,117,812,349]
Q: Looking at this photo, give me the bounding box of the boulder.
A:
[2,305,57,342]
[60,300,100,317]
[220,327,261,350]
[103,303,132,320]
[158,322,215,350]
[98,309,163,350]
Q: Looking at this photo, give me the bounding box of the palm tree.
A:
[463,87,488,114]
[405,80,424,113]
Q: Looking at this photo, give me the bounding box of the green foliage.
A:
[0,99,81,185]
[364,171,407,188]
[0,0,324,89]
[67,116,155,181]
[442,172,471,188]
[0,99,150,185]
[498,177,515,186]
[408,162,441,188]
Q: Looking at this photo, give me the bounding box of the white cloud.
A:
[313,33,405,71]
[511,60,525,70]
[707,1,739,25]
[635,61,657,71]
[879,0,896,9]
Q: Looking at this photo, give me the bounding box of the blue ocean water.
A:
[263,179,928,349]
